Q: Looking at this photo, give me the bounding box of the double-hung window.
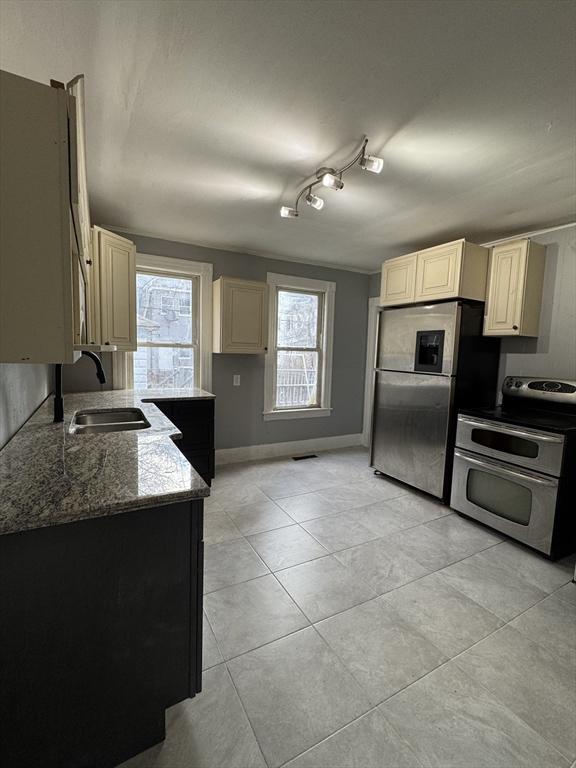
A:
[126,254,213,391]
[264,273,335,420]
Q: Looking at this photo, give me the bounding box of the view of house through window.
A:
[275,288,323,409]
[134,272,198,389]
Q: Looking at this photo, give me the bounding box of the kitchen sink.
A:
[71,408,151,434]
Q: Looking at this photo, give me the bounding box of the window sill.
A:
[263,407,332,421]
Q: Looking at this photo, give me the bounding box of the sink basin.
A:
[74,409,146,426]
[71,408,151,434]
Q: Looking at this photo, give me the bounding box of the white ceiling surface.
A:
[1,0,575,271]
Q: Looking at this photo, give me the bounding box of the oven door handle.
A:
[453,450,559,486]
[457,417,564,444]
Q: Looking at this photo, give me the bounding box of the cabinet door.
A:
[415,241,462,300]
[220,278,268,353]
[380,254,417,306]
[483,241,527,335]
[99,229,137,351]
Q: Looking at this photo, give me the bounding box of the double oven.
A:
[450,377,576,558]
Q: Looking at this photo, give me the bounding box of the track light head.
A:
[361,154,384,174]
[321,173,344,190]
[305,193,324,210]
[280,206,299,218]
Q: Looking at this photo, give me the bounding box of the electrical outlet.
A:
[233,374,241,386]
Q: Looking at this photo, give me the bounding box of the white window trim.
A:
[264,272,335,421]
[124,253,213,391]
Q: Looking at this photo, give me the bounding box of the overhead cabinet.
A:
[483,239,546,336]
[380,254,417,306]
[0,70,88,363]
[213,276,268,353]
[0,70,137,362]
[90,227,137,351]
[380,239,489,307]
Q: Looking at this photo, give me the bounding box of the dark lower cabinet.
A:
[151,399,215,486]
[0,501,204,768]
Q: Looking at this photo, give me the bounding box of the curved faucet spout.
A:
[53,352,107,422]
[81,351,107,384]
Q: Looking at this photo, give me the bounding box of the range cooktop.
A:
[461,376,576,434]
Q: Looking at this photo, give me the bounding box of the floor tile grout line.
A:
[485,589,576,666]
[273,623,429,768]
[201,609,227,670]
[220,662,271,768]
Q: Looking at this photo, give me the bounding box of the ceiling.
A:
[1,0,575,271]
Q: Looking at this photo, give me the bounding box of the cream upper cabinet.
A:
[380,239,489,307]
[483,239,546,337]
[380,254,417,306]
[414,240,489,302]
[93,227,137,351]
[213,277,268,353]
[0,70,85,364]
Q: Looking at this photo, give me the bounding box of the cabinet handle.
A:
[512,325,518,330]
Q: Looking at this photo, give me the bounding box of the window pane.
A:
[133,346,195,389]
[275,350,318,408]
[137,274,193,344]
[277,290,319,348]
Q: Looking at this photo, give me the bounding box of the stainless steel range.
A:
[451,376,576,559]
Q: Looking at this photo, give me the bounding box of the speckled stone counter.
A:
[0,388,215,536]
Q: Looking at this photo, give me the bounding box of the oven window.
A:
[466,469,532,525]
[471,428,539,459]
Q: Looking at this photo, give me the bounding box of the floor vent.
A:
[292,454,318,461]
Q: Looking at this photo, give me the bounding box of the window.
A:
[264,273,335,420]
[125,254,213,391]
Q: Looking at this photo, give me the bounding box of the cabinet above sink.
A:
[0,70,137,364]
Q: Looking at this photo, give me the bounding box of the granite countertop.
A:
[0,388,215,537]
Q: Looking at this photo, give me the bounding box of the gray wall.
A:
[498,226,576,386]
[98,234,371,450]
[0,363,52,448]
[368,272,380,298]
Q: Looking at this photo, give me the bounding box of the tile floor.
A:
[120,447,576,768]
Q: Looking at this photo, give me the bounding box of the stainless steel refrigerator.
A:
[370,301,500,501]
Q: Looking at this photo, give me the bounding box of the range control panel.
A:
[503,376,576,403]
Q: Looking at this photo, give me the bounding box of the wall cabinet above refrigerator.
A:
[379,239,489,307]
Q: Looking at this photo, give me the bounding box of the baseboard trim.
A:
[215,433,364,466]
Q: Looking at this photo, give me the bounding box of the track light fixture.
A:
[279,136,382,219]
